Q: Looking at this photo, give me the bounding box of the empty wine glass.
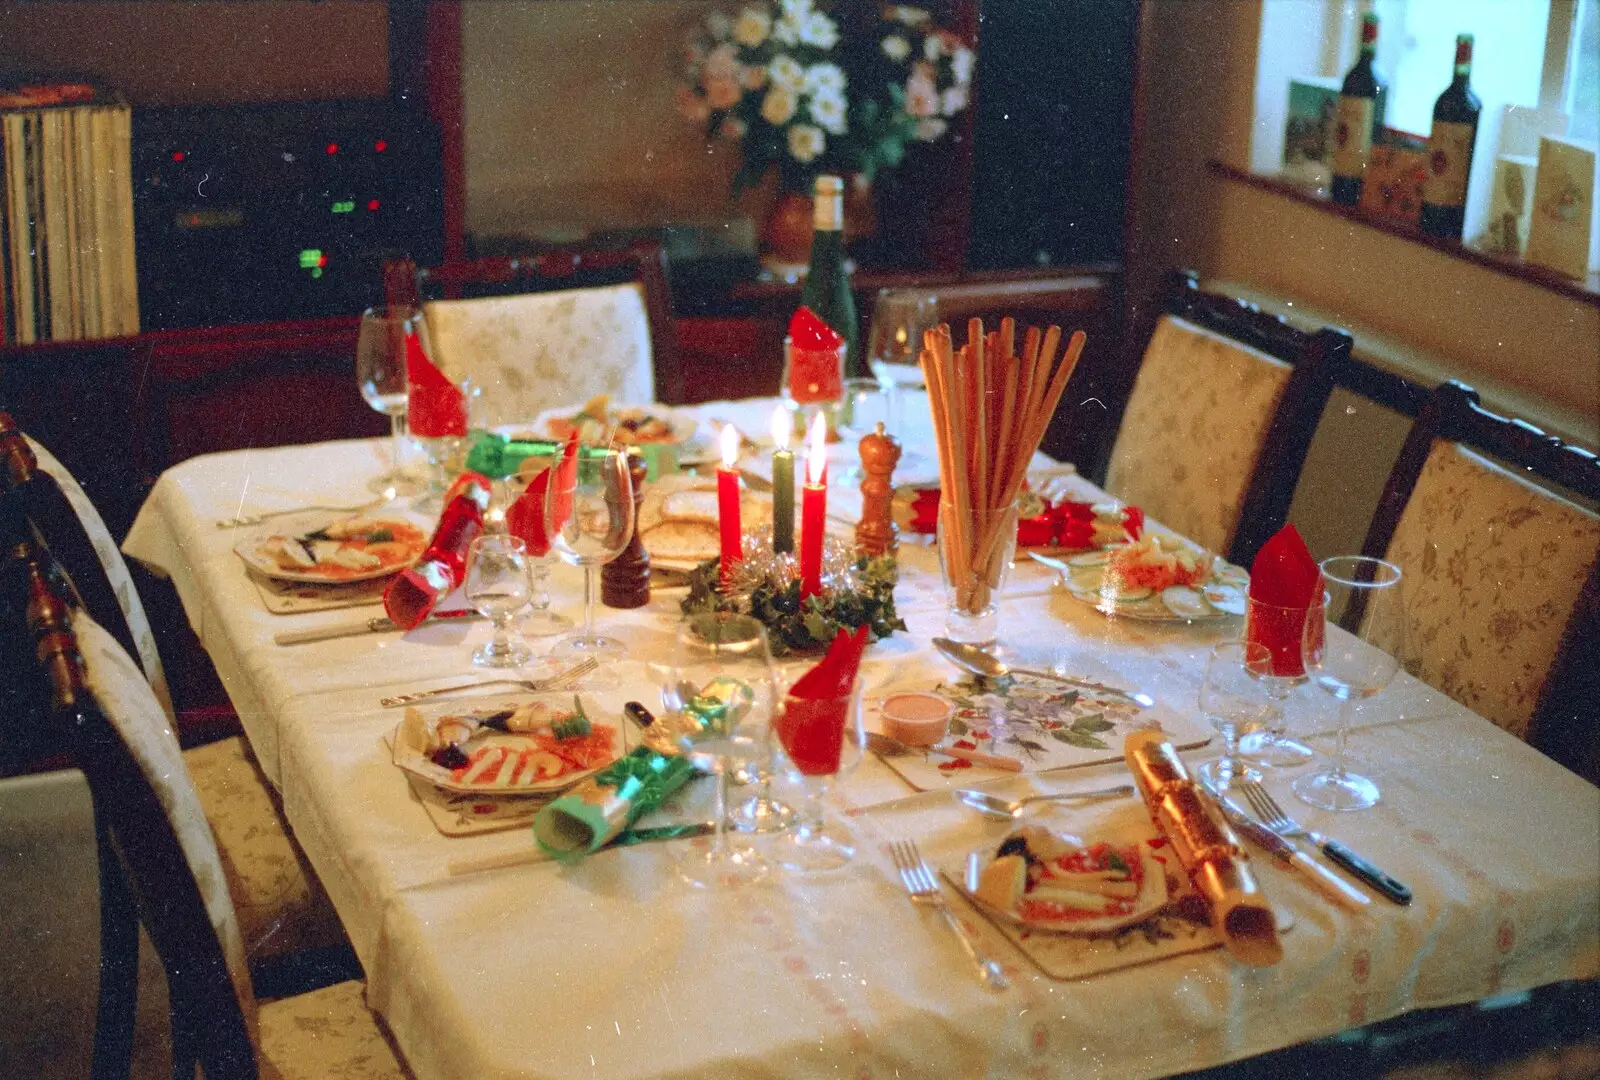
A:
[833,377,891,481]
[1295,556,1404,812]
[1237,594,1327,768]
[867,289,937,438]
[355,309,424,496]
[499,463,574,638]
[464,533,532,668]
[772,682,866,872]
[545,444,636,661]
[650,613,778,888]
[1195,640,1276,794]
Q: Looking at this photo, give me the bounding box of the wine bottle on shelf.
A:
[1420,34,1481,240]
[798,174,862,378]
[1331,13,1383,206]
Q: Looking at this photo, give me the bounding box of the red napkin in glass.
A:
[786,306,845,406]
[404,330,467,438]
[382,473,492,630]
[1246,524,1322,677]
[776,625,868,776]
[505,437,579,558]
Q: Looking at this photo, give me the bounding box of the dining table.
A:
[122,395,1600,1080]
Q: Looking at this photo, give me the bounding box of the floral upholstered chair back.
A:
[1374,440,1600,740]
[1104,314,1293,556]
[423,282,656,430]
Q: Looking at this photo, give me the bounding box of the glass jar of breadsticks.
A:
[920,317,1085,647]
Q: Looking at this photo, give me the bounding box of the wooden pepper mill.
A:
[855,422,901,557]
[602,451,651,608]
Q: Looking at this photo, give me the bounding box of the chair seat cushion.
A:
[184,736,348,962]
[258,980,409,1080]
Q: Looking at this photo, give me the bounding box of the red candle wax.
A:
[717,424,742,587]
[799,412,828,600]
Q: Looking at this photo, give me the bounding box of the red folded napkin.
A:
[908,489,1143,550]
[404,330,467,438]
[382,473,492,630]
[786,306,845,406]
[1246,524,1322,677]
[775,625,868,776]
[505,437,579,557]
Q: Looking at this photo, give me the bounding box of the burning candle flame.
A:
[771,404,793,450]
[805,412,827,485]
[720,423,740,468]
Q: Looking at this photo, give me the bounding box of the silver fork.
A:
[1238,780,1412,905]
[888,839,1009,991]
[379,657,600,708]
[216,495,391,529]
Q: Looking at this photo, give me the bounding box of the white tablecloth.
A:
[124,403,1600,1080]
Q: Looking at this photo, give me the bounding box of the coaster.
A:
[249,566,390,614]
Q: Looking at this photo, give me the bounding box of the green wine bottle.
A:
[798,175,862,378]
[1419,35,1481,239]
[1331,13,1383,206]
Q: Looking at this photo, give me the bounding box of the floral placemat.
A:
[864,673,1211,792]
[248,566,390,614]
[402,771,558,837]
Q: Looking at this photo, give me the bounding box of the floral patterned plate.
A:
[392,694,620,795]
[1054,551,1249,622]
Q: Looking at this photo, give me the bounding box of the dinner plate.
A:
[949,835,1172,936]
[1053,551,1249,622]
[392,693,621,795]
[233,512,428,584]
[533,402,699,448]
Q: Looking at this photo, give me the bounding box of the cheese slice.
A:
[975,854,1028,911]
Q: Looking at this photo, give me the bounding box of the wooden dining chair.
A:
[386,240,683,425]
[1359,381,1600,782]
[0,414,351,982]
[8,528,409,1080]
[1103,270,1352,567]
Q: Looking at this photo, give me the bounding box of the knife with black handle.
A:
[1312,836,1412,906]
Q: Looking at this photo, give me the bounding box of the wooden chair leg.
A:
[91,808,139,1080]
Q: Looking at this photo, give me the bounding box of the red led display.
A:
[326,142,339,155]
[172,151,185,162]
[374,139,388,152]
[367,199,381,211]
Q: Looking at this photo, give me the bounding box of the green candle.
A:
[771,405,796,554]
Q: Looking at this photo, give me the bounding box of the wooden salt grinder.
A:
[855,422,901,557]
[602,452,651,608]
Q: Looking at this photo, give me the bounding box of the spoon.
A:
[956,785,1135,820]
[931,638,1155,709]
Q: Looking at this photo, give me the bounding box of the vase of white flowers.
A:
[679,0,972,264]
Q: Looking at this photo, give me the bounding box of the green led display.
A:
[330,200,355,214]
[298,249,322,269]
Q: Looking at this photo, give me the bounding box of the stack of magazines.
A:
[0,80,139,345]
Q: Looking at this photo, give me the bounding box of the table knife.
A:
[1212,793,1371,912]
[274,609,479,646]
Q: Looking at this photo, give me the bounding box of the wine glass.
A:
[500,463,574,638]
[833,377,891,481]
[1237,595,1327,768]
[772,682,867,872]
[1195,640,1276,794]
[545,444,635,661]
[866,289,938,439]
[355,309,424,496]
[650,613,778,888]
[1294,556,1404,812]
[463,533,532,668]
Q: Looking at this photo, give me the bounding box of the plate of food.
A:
[233,513,428,584]
[539,394,698,448]
[393,695,620,795]
[954,825,1171,935]
[1052,533,1248,621]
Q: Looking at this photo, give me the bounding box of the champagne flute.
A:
[772,682,867,872]
[1195,640,1275,793]
[355,309,424,496]
[463,533,532,668]
[650,613,777,888]
[545,445,635,661]
[1295,556,1404,812]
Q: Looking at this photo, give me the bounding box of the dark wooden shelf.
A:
[1209,161,1600,309]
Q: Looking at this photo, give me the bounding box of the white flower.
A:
[881,34,911,62]
[732,8,771,48]
[799,11,839,49]
[808,89,847,135]
[772,14,801,46]
[787,123,826,163]
[951,46,975,83]
[941,83,969,116]
[705,43,739,82]
[924,33,944,62]
[778,0,812,18]
[915,117,948,141]
[705,11,733,40]
[891,5,931,27]
[761,86,798,125]
[803,62,846,97]
[768,54,805,91]
[905,64,939,118]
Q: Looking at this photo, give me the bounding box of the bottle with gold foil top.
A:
[1420,34,1481,239]
[798,175,861,378]
[1331,13,1383,206]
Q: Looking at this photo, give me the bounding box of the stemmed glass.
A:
[1195,640,1276,794]
[354,309,424,496]
[772,682,867,872]
[463,533,532,668]
[544,444,635,660]
[834,377,892,481]
[499,465,573,638]
[1295,556,1404,812]
[1238,595,1327,768]
[651,613,778,888]
[866,289,938,439]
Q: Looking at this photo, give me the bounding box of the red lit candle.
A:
[717,424,743,588]
[800,412,828,601]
